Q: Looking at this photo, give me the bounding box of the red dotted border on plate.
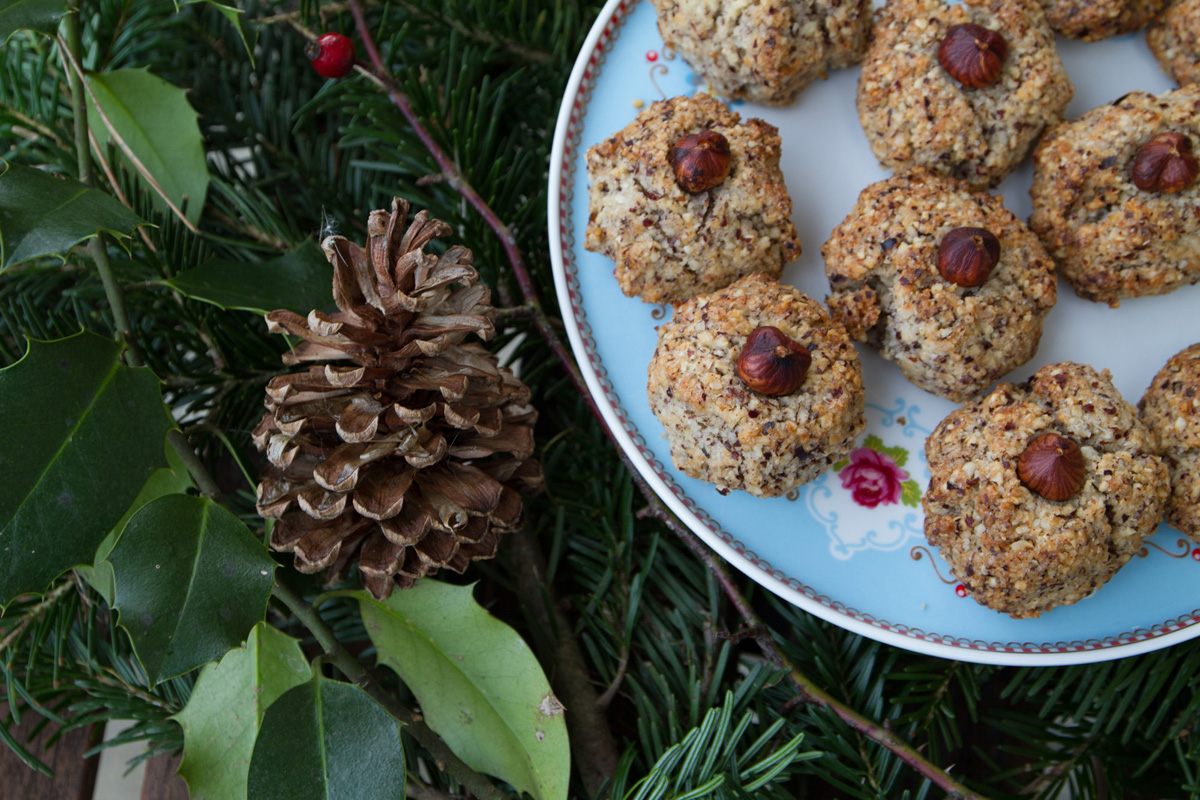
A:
[555,0,1200,656]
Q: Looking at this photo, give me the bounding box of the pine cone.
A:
[253,199,541,599]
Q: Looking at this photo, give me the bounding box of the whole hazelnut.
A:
[668,130,732,193]
[736,326,811,396]
[937,23,1008,89]
[1131,132,1199,194]
[937,227,1001,287]
[1017,432,1086,502]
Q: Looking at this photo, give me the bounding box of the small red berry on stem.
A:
[306,33,356,79]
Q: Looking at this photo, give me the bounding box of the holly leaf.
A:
[357,581,570,800]
[86,69,209,226]
[174,623,312,800]
[0,332,170,608]
[166,241,333,315]
[108,495,276,684]
[78,442,193,605]
[901,480,922,508]
[0,162,148,270]
[0,0,69,44]
[247,675,405,800]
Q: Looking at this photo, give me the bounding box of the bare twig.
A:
[508,530,619,797]
[87,128,158,253]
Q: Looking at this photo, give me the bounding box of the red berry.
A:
[305,33,355,79]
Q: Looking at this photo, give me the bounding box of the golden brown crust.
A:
[649,0,874,106]
[822,168,1057,402]
[584,94,801,305]
[1040,0,1162,40]
[1140,343,1200,538]
[647,273,865,497]
[1030,87,1200,306]
[856,0,1073,190]
[1149,0,1200,86]
[923,363,1169,618]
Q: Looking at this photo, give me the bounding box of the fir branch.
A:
[650,506,990,800]
[0,581,73,654]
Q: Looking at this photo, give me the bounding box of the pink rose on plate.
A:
[838,447,910,508]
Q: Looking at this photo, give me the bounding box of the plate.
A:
[548,0,1200,665]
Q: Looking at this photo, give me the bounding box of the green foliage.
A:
[0,0,68,44]
[0,161,147,269]
[85,68,209,225]
[358,581,570,800]
[166,240,334,314]
[109,495,276,684]
[174,623,312,800]
[187,1,256,66]
[621,691,820,800]
[3,1,1200,799]
[79,440,194,604]
[247,674,406,800]
[0,331,170,607]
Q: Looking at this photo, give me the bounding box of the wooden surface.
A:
[140,753,188,800]
[0,705,100,800]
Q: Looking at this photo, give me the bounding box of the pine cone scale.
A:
[255,198,540,599]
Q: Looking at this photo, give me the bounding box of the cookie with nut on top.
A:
[647,273,865,498]
[856,0,1073,191]
[1139,343,1200,540]
[1030,86,1200,306]
[584,93,801,305]
[1149,0,1200,87]
[923,362,1170,619]
[1038,0,1162,41]
[648,0,874,107]
[822,168,1058,403]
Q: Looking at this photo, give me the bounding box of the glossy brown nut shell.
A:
[736,326,812,396]
[1017,432,1086,502]
[937,23,1008,89]
[668,130,732,193]
[1131,132,1199,194]
[937,227,1001,287]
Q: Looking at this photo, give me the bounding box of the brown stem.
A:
[271,581,508,800]
[666,516,990,800]
[343,4,985,797]
[344,0,611,440]
[508,530,619,797]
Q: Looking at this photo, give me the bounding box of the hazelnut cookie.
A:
[1149,0,1200,87]
[647,273,865,498]
[1139,343,1200,539]
[585,94,801,305]
[1039,0,1162,41]
[648,0,874,106]
[1030,86,1200,306]
[856,0,1073,191]
[822,168,1057,403]
[923,362,1170,619]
